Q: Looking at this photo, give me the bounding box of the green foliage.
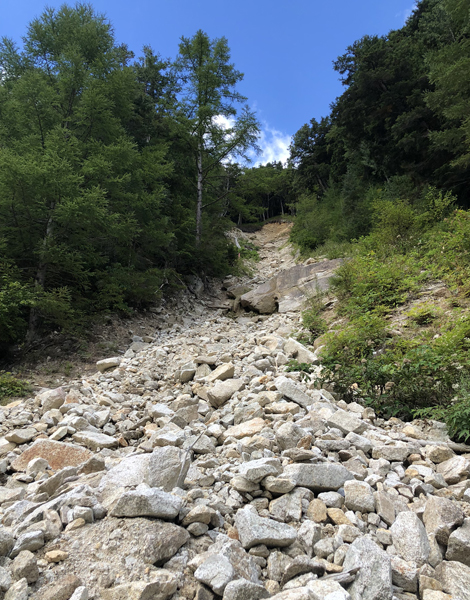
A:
[285,359,314,380]
[238,239,260,262]
[407,302,442,325]
[0,372,31,402]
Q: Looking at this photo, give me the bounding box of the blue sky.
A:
[1,0,417,164]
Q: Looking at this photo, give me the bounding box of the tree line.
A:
[0,3,264,350]
[289,0,470,251]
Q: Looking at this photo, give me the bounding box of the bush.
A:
[0,372,32,402]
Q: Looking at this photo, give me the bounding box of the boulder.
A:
[234,506,297,549]
[283,463,354,492]
[11,439,93,472]
[343,536,393,600]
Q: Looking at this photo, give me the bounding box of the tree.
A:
[0,3,173,343]
[174,30,260,245]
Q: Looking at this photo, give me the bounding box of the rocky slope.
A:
[1,224,470,600]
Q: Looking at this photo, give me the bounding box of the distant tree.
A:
[174,30,260,244]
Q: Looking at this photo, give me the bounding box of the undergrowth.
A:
[299,187,470,441]
[0,371,32,404]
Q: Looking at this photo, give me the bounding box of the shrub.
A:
[0,372,31,402]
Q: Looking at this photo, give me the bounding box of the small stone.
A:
[223,579,270,600]
[283,463,354,492]
[10,530,44,558]
[239,458,282,483]
[147,446,189,491]
[307,499,328,523]
[221,418,266,441]
[437,455,470,484]
[0,527,15,556]
[45,550,69,563]
[5,428,37,444]
[327,409,368,435]
[37,387,66,410]
[308,579,351,600]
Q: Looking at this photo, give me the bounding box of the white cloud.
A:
[398,2,417,24]
[211,115,291,166]
[253,124,292,166]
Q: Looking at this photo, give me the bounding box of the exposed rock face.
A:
[1,224,470,600]
[240,259,342,314]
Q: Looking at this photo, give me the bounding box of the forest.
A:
[2,0,470,364]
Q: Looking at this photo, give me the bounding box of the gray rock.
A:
[110,483,182,519]
[435,560,470,600]
[308,579,351,600]
[69,588,89,600]
[239,458,282,483]
[0,527,14,556]
[206,363,235,382]
[235,506,297,549]
[269,488,306,523]
[344,480,375,513]
[100,573,177,600]
[207,379,245,407]
[10,530,45,558]
[5,578,28,600]
[72,431,118,450]
[147,446,189,492]
[275,422,307,451]
[39,575,82,600]
[390,511,430,567]
[284,339,317,364]
[423,495,465,544]
[436,455,470,484]
[375,491,396,526]
[5,428,37,444]
[371,445,411,462]
[343,536,393,600]
[0,566,12,593]
[318,491,344,508]
[274,376,312,409]
[345,432,372,454]
[96,357,121,372]
[11,550,39,583]
[390,555,418,593]
[327,409,368,435]
[37,387,66,410]
[446,518,470,566]
[283,463,354,492]
[179,362,197,383]
[223,579,270,600]
[194,554,236,595]
[298,521,322,557]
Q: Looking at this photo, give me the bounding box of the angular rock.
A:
[110,484,182,519]
[436,455,470,484]
[308,579,351,600]
[194,555,236,595]
[327,409,368,435]
[0,527,14,556]
[234,506,297,549]
[37,387,66,410]
[5,578,28,600]
[344,480,375,513]
[390,555,418,593]
[11,551,39,583]
[445,518,470,566]
[274,377,312,409]
[223,579,270,600]
[207,379,245,407]
[343,536,393,600]
[206,363,235,382]
[39,574,82,600]
[10,530,44,558]
[239,458,282,483]
[11,439,92,472]
[283,463,354,492]
[100,573,177,600]
[371,445,411,462]
[5,428,37,444]
[284,339,317,364]
[147,446,189,491]
[221,418,266,441]
[390,511,430,567]
[72,430,118,450]
[435,560,470,600]
[96,357,121,372]
[423,495,464,544]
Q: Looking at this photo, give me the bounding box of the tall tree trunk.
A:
[25,213,54,345]
[196,142,203,246]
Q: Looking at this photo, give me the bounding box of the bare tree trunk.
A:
[26,213,54,345]
[196,143,203,246]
